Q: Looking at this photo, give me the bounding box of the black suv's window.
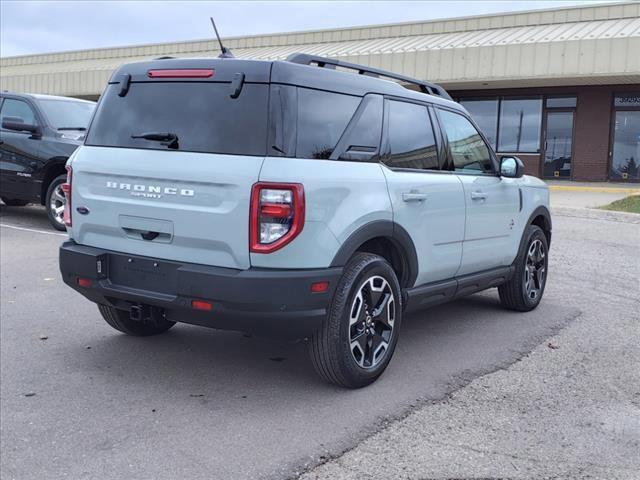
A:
[38,99,94,130]
[296,88,360,159]
[384,100,438,170]
[1,99,37,126]
[438,109,494,174]
[86,82,268,156]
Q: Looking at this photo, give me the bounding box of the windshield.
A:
[85,82,269,156]
[38,99,95,130]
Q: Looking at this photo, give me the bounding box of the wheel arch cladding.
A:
[330,220,418,288]
[527,206,552,247]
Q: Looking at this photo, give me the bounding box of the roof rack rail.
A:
[286,53,452,101]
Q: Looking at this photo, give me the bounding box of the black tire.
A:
[1,197,29,207]
[499,225,549,312]
[309,253,403,388]
[45,174,68,231]
[98,304,175,336]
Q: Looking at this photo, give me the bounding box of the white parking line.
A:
[0,223,68,237]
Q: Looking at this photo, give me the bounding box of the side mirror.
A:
[2,117,41,136]
[500,156,525,178]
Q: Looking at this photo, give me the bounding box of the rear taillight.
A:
[250,183,304,253]
[61,165,72,227]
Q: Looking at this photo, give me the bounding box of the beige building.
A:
[1,2,639,181]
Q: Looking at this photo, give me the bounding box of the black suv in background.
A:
[0,92,95,230]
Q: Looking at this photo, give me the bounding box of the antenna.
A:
[210,17,234,58]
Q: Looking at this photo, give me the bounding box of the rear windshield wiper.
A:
[58,127,87,131]
[131,132,179,149]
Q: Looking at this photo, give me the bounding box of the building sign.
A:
[615,94,640,107]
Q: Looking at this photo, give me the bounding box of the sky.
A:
[0,0,621,58]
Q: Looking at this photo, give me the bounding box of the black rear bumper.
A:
[59,241,341,338]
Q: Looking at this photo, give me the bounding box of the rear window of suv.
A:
[85,82,269,156]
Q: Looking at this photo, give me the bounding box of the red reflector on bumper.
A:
[311,281,329,293]
[77,277,92,287]
[191,300,213,311]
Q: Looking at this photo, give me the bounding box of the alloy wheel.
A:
[49,183,66,227]
[348,275,396,369]
[524,238,546,301]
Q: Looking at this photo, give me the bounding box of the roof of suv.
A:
[108,56,463,112]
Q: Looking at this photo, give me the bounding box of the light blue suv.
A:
[59,54,551,388]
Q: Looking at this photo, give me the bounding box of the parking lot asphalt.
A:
[303,211,640,479]
[0,204,634,480]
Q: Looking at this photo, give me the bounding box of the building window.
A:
[498,98,542,153]
[546,96,577,108]
[610,94,640,181]
[614,93,640,108]
[459,98,498,149]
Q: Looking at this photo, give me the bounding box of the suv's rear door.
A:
[71,62,270,270]
[381,99,465,286]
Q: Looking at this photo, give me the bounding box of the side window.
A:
[331,94,383,161]
[296,88,360,159]
[384,100,438,171]
[438,109,494,174]
[0,99,37,126]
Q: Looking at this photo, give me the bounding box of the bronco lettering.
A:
[106,181,195,197]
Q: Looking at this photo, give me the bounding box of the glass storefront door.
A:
[610,111,640,181]
[543,111,574,178]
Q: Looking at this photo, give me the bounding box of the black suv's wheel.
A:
[98,304,175,336]
[1,197,29,207]
[45,174,68,231]
[499,225,548,312]
[309,253,402,388]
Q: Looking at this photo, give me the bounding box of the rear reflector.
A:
[62,165,72,227]
[191,300,213,311]
[147,69,214,78]
[311,281,329,293]
[76,277,92,287]
[260,204,292,217]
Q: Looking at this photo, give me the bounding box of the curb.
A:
[551,206,640,224]
[548,185,640,194]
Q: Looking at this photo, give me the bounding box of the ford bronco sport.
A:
[59,54,551,388]
[0,92,95,230]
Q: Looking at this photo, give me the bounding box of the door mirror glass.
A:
[2,116,39,134]
[500,156,524,178]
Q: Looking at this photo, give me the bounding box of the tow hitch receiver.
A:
[129,304,165,324]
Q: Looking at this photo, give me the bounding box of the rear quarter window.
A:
[86,82,269,156]
[296,88,360,159]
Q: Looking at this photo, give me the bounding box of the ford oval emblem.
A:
[76,206,90,215]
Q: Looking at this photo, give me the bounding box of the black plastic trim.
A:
[526,205,552,246]
[329,220,419,288]
[286,53,452,100]
[404,266,515,312]
[59,241,342,338]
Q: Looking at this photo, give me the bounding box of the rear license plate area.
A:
[108,255,178,294]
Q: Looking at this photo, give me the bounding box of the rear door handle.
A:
[402,192,427,202]
[470,191,487,201]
